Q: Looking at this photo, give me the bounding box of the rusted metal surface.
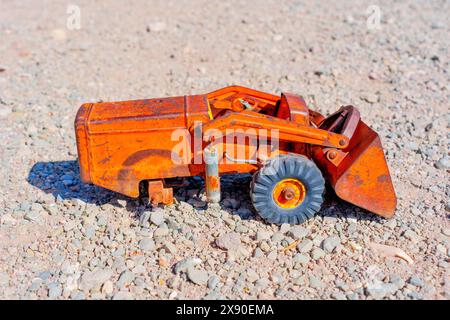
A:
[148,180,173,206]
[312,106,397,217]
[204,146,220,203]
[278,93,309,125]
[75,85,397,218]
[201,111,350,148]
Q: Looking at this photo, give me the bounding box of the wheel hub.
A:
[272,178,306,209]
[281,187,296,200]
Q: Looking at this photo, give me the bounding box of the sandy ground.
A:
[0,0,449,299]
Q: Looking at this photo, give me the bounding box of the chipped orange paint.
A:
[312,116,397,217]
[207,175,220,190]
[75,85,397,218]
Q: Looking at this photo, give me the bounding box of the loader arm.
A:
[200,111,350,149]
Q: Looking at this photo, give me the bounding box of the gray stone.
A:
[139,238,155,252]
[44,203,58,215]
[24,210,41,222]
[134,277,146,288]
[146,21,167,32]
[150,210,165,226]
[174,257,202,274]
[79,268,113,292]
[390,274,405,289]
[311,248,326,260]
[166,276,181,289]
[293,253,310,264]
[259,241,270,252]
[271,232,284,243]
[203,291,223,300]
[28,278,42,292]
[334,279,349,291]
[322,236,341,253]
[270,272,284,284]
[435,156,450,170]
[117,271,135,288]
[132,265,146,275]
[403,229,420,242]
[89,257,99,267]
[139,211,151,227]
[207,275,220,289]
[309,276,325,289]
[408,276,424,287]
[96,214,108,227]
[38,271,51,281]
[64,220,77,232]
[288,226,309,239]
[166,218,180,230]
[187,267,208,286]
[253,248,264,258]
[256,231,271,241]
[346,292,359,300]
[112,247,125,257]
[84,226,95,239]
[112,291,134,300]
[72,291,86,300]
[0,213,16,225]
[0,106,12,118]
[297,239,313,253]
[431,21,444,29]
[215,232,241,251]
[162,241,177,254]
[234,224,248,234]
[292,276,306,285]
[365,283,397,299]
[331,292,347,300]
[267,250,277,260]
[361,93,379,104]
[154,227,169,237]
[55,258,68,273]
[407,291,423,299]
[0,272,10,286]
[255,278,270,290]
[279,223,290,233]
[385,219,397,229]
[246,269,259,283]
[48,283,62,299]
[405,141,419,151]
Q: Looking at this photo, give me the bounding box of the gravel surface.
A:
[0,0,449,300]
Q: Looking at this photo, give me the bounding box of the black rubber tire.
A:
[250,155,325,225]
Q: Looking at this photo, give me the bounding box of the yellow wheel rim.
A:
[272,178,306,209]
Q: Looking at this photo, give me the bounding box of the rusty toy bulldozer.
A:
[75,86,396,225]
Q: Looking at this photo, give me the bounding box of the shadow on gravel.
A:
[27,160,378,223]
[170,173,261,222]
[27,160,128,207]
[26,161,260,221]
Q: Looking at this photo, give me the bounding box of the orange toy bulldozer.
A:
[75,86,396,225]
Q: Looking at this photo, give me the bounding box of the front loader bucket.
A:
[313,107,397,218]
